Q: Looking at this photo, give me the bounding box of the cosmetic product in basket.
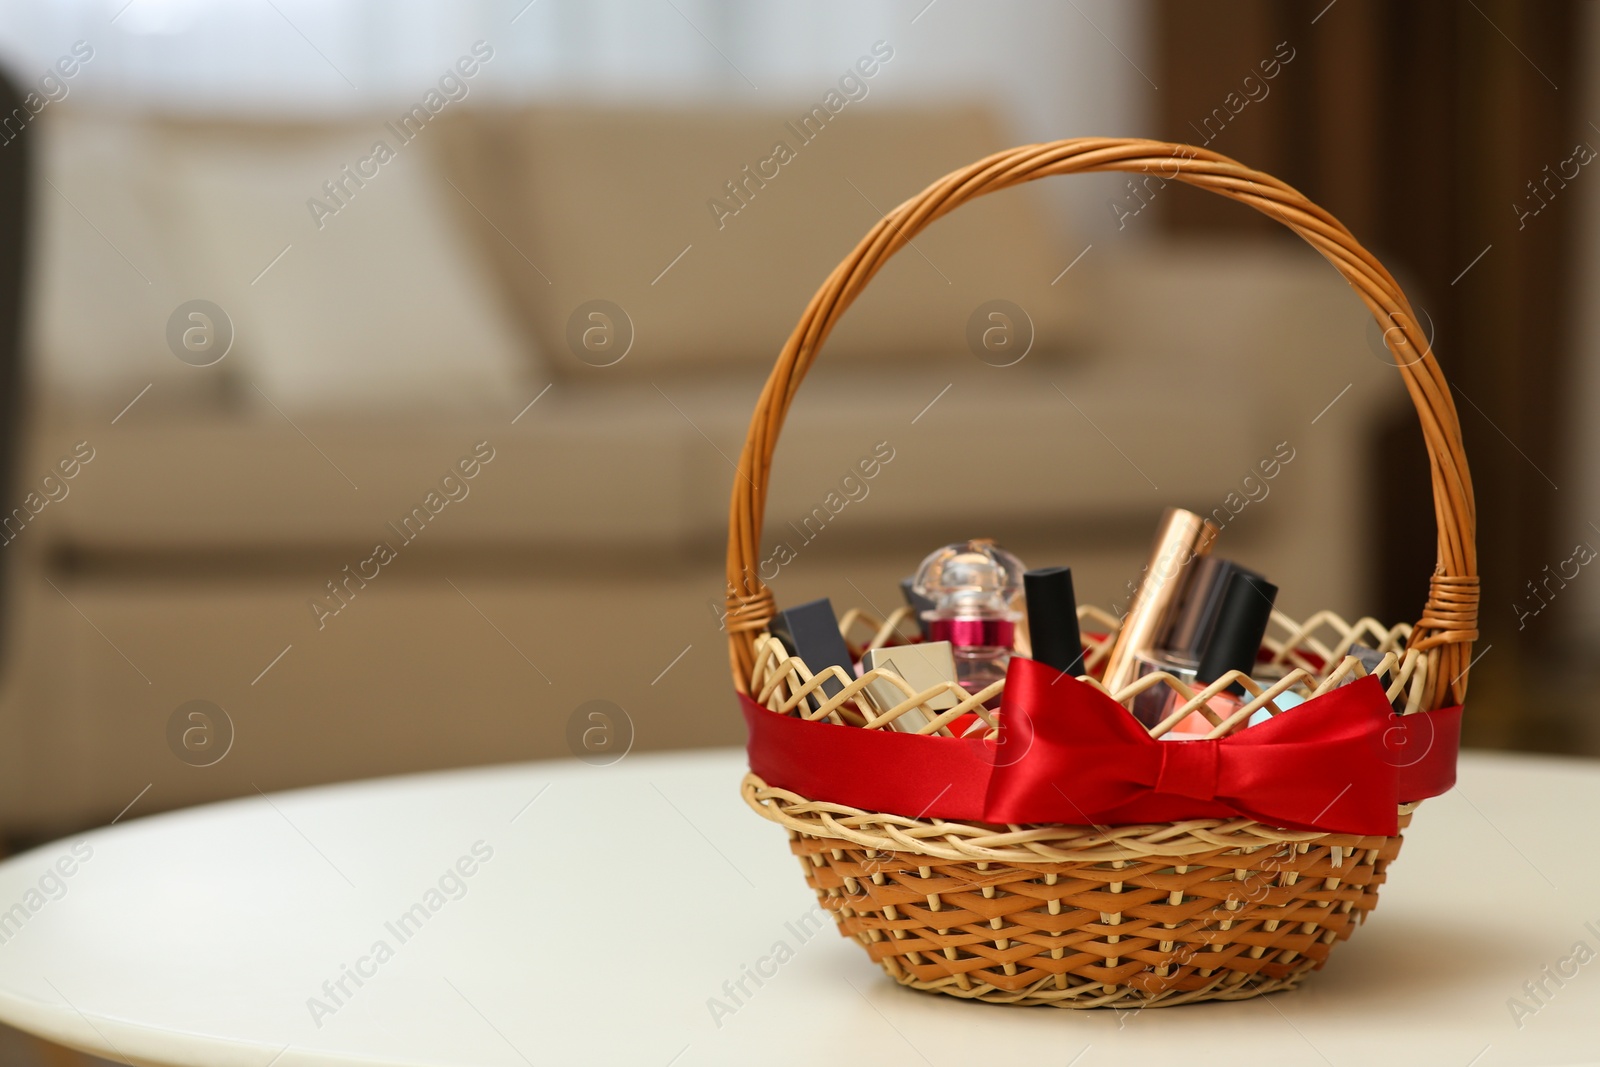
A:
[1159,571,1279,739]
[1130,654,1198,728]
[1099,508,1220,702]
[1246,688,1306,727]
[1160,557,1262,662]
[769,597,855,710]
[1244,644,1393,727]
[1130,557,1262,725]
[899,578,935,638]
[859,642,960,731]
[1338,643,1389,684]
[1023,566,1085,676]
[912,539,1026,694]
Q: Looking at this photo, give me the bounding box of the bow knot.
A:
[1153,738,1219,801]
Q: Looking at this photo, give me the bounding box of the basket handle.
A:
[725,138,1477,711]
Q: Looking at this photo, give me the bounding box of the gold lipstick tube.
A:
[1099,507,1219,703]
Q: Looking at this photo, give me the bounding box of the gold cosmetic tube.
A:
[1099,508,1220,702]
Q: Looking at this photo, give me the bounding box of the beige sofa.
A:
[0,104,1397,835]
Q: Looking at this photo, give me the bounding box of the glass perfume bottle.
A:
[912,539,1025,693]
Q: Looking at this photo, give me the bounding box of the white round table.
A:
[0,749,1593,1066]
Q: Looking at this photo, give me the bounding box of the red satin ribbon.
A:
[742,655,1460,836]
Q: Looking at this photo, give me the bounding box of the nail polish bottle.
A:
[1131,653,1199,729]
[1024,566,1085,676]
[912,540,1025,693]
[1159,572,1278,739]
[1246,689,1306,728]
[1128,557,1259,727]
[1160,558,1253,664]
[1245,644,1388,727]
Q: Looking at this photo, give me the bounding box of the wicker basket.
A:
[725,138,1478,1007]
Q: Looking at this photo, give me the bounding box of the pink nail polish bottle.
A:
[1159,573,1278,739]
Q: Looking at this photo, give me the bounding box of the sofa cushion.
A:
[434,104,1086,378]
[32,111,533,413]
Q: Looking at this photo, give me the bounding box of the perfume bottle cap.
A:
[912,540,1025,621]
[1196,572,1278,695]
[1024,566,1084,675]
[769,597,854,705]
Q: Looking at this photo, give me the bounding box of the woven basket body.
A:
[754,782,1410,1006]
[725,138,1478,1007]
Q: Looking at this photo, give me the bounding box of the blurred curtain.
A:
[1152,0,1582,749]
[0,68,28,665]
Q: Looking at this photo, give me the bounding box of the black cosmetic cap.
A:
[1024,566,1085,675]
[1162,557,1235,659]
[770,598,854,704]
[1196,572,1278,694]
[899,577,934,637]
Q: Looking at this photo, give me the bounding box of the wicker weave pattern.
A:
[780,817,1407,1007]
[745,777,1413,1006]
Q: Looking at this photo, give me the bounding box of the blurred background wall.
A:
[0,0,1590,844]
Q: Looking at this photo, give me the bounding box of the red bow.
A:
[741,656,1459,836]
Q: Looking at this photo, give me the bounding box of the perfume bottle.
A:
[912,539,1025,693]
